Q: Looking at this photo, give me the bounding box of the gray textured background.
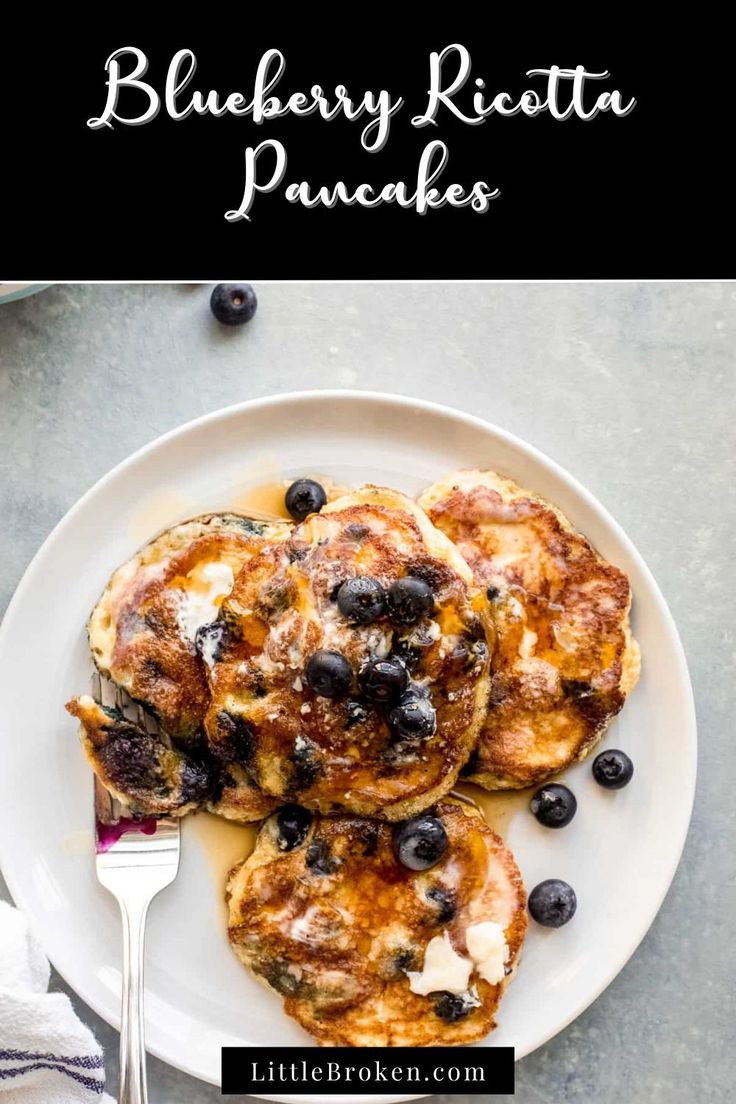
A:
[0,282,733,1102]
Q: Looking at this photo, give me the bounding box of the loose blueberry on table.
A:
[393,814,449,871]
[528,879,577,928]
[592,748,634,789]
[284,478,328,521]
[530,783,577,828]
[209,283,258,326]
[305,650,353,699]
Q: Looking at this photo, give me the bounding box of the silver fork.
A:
[93,676,181,1104]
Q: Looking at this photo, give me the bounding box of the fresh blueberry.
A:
[393,815,449,871]
[434,991,474,1022]
[284,479,328,521]
[337,576,387,624]
[486,584,500,601]
[275,805,312,851]
[305,650,352,699]
[528,879,577,928]
[209,283,257,326]
[389,690,437,741]
[358,657,409,704]
[592,749,634,789]
[530,783,578,829]
[387,577,435,625]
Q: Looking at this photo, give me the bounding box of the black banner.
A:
[221,1046,515,1095]
[0,21,731,278]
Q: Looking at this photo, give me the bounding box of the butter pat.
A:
[176,561,234,643]
[465,921,509,985]
[407,931,472,996]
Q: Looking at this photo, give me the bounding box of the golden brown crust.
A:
[227,799,526,1046]
[209,762,278,822]
[419,470,640,789]
[87,513,291,743]
[206,487,492,820]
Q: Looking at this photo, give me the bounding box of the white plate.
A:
[0,392,696,1104]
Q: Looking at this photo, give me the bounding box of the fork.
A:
[93,676,181,1104]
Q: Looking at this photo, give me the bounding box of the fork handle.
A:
[117,895,150,1104]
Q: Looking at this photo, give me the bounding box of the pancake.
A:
[205,486,492,820]
[66,694,276,821]
[87,513,291,744]
[419,470,640,788]
[66,695,215,816]
[226,799,526,1046]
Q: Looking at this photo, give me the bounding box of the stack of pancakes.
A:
[67,473,639,1046]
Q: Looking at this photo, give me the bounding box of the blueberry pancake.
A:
[205,487,492,820]
[419,470,640,789]
[66,695,215,816]
[66,694,277,821]
[226,799,526,1046]
[88,513,291,744]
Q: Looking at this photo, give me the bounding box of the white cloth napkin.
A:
[0,901,114,1103]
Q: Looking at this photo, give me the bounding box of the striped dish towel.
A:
[0,901,114,1103]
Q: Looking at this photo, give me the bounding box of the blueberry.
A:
[357,822,380,856]
[389,690,437,741]
[592,749,634,789]
[291,736,321,790]
[337,576,387,624]
[387,577,435,625]
[358,657,408,704]
[486,584,500,601]
[530,783,577,829]
[528,879,577,928]
[434,991,473,1022]
[284,479,327,521]
[305,651,352,699]
[394,947,416,973]
[275,805,312,851]
[194,620,227,665]
[562,678,594,700]
[426,885,457,923]
[180,757,219,805]
[209,283,257,326]
[305,838,339,875]
[393,815,449,871]
[212,710,253,764]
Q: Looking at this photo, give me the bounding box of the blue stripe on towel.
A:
[0,1048,104,1069]
[0,1062,104,1093]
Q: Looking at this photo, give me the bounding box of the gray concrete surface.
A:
[0,282,734,1102]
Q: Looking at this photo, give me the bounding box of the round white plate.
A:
[0,392,696,1104]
